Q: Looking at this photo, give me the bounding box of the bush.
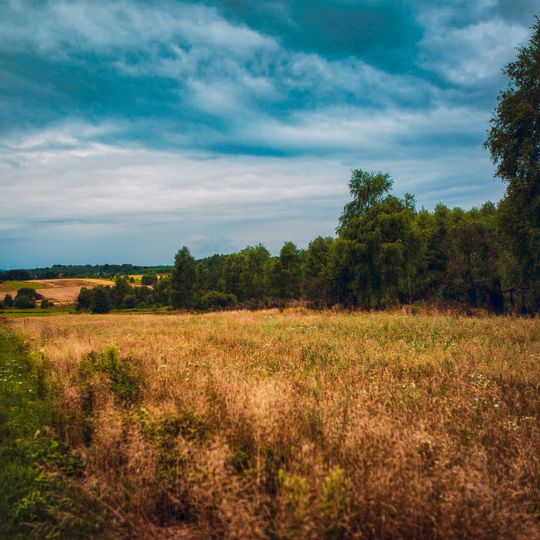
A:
[90,287,112,314]
[2,294,14,308]
[76,287,93,310]
[79,345,142,406]
[40,299,53,309]
[14,288,42,309]
[200,290,238,310]
[141,273,158,286]
[122,294,137,309]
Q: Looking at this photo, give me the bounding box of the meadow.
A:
[0,279,116,305]
[3,310,540,539]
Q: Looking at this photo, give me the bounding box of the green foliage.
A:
[267,241,302,300]
[141,273,158,286]
[40,299,53,309]
[90,286,112,314]
[0,328,108,538]
[200,290,238,309]
[320,466,352,539]
[337,169,393,234]
[301,236,335,307]
[122,294,137,308]
[238,245,271,303]
[3,293,14,308]
[14,288,42,309]
[79,345,142,406]
[76,287,93,310]
[111,276,131,308]
[334,170,416,308]
[170,246,198,309]
[485,17,540,311]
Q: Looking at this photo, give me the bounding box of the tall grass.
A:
[9,310,540,538]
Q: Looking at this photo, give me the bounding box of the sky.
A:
[0,0,537,268]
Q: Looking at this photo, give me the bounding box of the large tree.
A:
[484,17,540,311]
[336,170,416,309]
[170,246,198,309]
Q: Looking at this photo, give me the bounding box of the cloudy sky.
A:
[0,0,537,268]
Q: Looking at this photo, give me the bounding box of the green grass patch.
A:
[0,281,39,293]
[0,308,77,318]
[0,327,110,539]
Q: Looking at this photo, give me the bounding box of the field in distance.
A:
[7,309,540,539]
[0,278,115,305]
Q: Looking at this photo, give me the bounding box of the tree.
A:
[238,245,271,303]
[484,17,540,312]
[200,290,238,310]
[111,276,131,308]
[77,287,94,310]
[170,246,198,309]
[301,236,334,307]
[141,273,158,286]
[336,170,416,308]
[14,288,42,309]
[337,170,393,234]
[265,242,302,301]
[153,277,171,306]
[3,294,14,308]
[91,286,112,314]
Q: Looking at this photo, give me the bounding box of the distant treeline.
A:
[0,264,173,281]
[74,166,536,315]
[158,169,534,314]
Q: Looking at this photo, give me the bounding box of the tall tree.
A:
[484,17,540,311]
[90,286,112,314]
[170,246,198,309]
[336,170,415,308]
[301,236,334,307]
[267,242,302,300]
[238,245,271,302]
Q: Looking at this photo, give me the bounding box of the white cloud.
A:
[0,1,277,57]
[418,13,529,85]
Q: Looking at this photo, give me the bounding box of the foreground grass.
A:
[7,310,540,538]
[0,326,109,539]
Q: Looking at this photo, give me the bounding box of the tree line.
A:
[0,265,173,282]
[74,165,533,314]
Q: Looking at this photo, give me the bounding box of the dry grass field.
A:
[8,310,540,539]
[0,278,115,305]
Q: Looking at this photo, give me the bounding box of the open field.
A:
[4,310,540,538]
[0,278,115,305]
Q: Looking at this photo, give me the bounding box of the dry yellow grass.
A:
[0,278,115,305]
[9,310,540,539]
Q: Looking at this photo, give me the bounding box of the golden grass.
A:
[1,278,115,304]
[9,310,540,539]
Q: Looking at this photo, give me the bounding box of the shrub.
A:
[76,287,93,310]
[2,294,14,307]
[40,299,53,309]
[122,294,137,309]
[320,466,352,538]
[141,273,158,286]
[90,287,112,314]
[200,290,238,310]
[79,345,142,406]
[14,288,42,309]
